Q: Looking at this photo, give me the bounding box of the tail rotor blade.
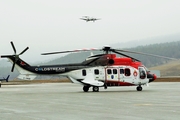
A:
[11,62,15,72]
[11,41,16,54]
[19,47,29,55]
[1,41,29,72]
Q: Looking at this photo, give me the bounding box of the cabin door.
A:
[105,67,119,81]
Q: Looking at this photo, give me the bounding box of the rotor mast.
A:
[102,46,111,54]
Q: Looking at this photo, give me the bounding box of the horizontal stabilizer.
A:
[0,75,10,82]
[82,73,104,87]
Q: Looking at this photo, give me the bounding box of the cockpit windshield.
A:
[142,65,149,72]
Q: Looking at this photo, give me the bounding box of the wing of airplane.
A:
[0,75,10,82]
[80,18,87,20]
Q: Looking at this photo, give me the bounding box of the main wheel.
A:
[136,86,142,91]
[92,86,99,92]
[83,86,89,92]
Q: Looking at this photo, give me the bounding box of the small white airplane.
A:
[80,16,101,22]
[0,75,10,87]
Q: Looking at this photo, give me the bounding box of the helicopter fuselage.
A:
[1,42,158,92]
[4,54,156,92]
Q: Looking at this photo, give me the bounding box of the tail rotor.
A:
[1,41,29,72]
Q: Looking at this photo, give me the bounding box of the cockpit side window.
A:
[139,67,146,79]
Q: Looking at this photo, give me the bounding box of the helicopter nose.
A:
[153,74,157,80]
[147,73,157,83]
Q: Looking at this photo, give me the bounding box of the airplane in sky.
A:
[80,16,101,22]
[0,75,10,87]
[0,42,176,92]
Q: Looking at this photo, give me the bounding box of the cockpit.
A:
[139,66,157,82]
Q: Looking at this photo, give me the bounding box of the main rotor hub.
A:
[102,46,111,54]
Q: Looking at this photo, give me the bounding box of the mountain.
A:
[111,33,180,48]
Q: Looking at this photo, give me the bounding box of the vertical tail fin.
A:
[6,75,10,82]
[1,75,9,82]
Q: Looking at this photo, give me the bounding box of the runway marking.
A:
[134,103,153,106]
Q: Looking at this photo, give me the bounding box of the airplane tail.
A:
[2,75,10,82]
[5,75,10,82]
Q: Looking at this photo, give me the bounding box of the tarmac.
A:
[0,82,180,120]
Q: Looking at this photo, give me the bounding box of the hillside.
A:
[149,60,180,77]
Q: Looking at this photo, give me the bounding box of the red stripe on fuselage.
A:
[106,80,135,86]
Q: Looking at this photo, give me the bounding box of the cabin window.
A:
[107,69,112,74]
[120,69,124,74]
[82,69,86,76]
[94,69,99,75]
[113,69,117,74]
[125,68,131,76]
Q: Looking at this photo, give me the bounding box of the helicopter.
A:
[0,42,176,92]
[80,16,101,22]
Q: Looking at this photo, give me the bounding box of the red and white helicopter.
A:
[0,42,175,92]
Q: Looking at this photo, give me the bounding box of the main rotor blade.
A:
[112,50,140,62]
[42,50,78,55]
[41,49,100,55]
[115,49,177,60]
[19,47,29,55]
[11,41,16,54]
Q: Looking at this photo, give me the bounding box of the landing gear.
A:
[104,83,107,89]
[92,86,99,92]
[83,86,90,92]
[136,86,142,91]
[83,86,99,92]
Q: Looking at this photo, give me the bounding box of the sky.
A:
[0,0,180,63]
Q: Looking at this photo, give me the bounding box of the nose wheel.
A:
[83,86,99,92]
[92,86,99,92]
[136,86,142,91]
